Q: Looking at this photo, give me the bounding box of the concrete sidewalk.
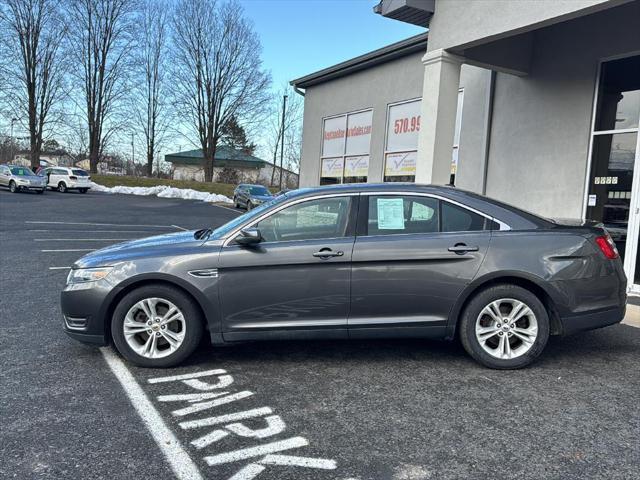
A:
[623,303,640,328]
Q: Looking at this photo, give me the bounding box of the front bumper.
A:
[18,183,46,191]
[61,281,112,346]
[559,305,626,335]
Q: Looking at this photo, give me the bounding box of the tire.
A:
[37,189,44,194]
[233,196,239,208]
[79,188,88,194]
[459,284,550,369]
[111,284,204,368]
[247,201,253,211]
[9,181,17,193]
[58,182,67,193]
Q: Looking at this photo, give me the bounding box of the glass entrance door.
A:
[586,54,640,290]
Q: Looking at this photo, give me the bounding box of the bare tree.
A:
[67,0,133,173]
[132,0,171,177]
[0,0,66,170]
[172,0,270,182]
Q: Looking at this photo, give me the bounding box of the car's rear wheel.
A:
[459,284,550,369]
[79,188,88,194]
[9,181,18,193]
[37,189,44,194]
[57,182,67,193]
[111,285,204,368]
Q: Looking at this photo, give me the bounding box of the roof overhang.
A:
[290,32,427,89]
[373,0,435,27]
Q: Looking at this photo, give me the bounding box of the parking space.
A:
[1,189,639,480]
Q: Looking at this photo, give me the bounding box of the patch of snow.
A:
[91,182,233,204]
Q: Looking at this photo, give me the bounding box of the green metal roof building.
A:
[164,146,268,170]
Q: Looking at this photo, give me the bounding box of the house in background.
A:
[165,146,299,187]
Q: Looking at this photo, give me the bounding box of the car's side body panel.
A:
[349,231,491,337]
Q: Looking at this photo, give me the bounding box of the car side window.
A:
[441,201,488,232]
[257,197,352,243]
[367,195,439,236]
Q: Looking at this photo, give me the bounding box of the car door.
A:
[349,193,494,338]
[218,194,357,341]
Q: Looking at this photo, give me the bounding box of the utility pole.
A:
[278,94,287,190]
[131,133,135,176]
[10,118,17,139]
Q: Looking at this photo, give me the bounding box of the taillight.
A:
[69,175,77,180]
[595,234,619,259]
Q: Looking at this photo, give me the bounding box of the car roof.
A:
[284,183,551,230]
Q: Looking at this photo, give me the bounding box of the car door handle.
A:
[448,244,479,254]
[313,249,344,259]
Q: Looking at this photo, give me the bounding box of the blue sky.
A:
[239,0,425,89]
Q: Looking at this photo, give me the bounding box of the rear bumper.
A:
[559,305,625,335]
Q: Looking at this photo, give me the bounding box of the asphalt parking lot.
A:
[1,188,639,480]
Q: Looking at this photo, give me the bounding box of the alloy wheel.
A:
[123,297,186,359]
[475,298,538,360]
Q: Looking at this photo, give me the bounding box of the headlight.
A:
[66,267,113,284]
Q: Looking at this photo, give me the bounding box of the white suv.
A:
[40,167,92,193]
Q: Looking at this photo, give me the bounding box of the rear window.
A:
[72,169,89,176]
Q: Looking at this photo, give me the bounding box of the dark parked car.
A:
[62,183,626,369]
[233,183,273,210]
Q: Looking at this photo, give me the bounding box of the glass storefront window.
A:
[384,99,421,182]
[594,56,640,132]
[320,110,371,185]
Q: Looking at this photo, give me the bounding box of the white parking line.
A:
[214,204,242,213]
[26,221,182,229]
[100,347,204,480]
[49,267,70,270]
[172,224,188,231]
[41,249,97,252]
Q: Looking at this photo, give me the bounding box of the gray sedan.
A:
[61,184,626,369]
[0,164,47,193]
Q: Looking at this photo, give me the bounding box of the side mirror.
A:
[235,227,262,246]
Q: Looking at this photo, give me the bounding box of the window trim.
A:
[222,193,358,247]
[357,191,510,237]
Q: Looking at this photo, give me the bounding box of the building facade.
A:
[292,0,640,291]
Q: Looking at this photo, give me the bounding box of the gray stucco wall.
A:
[484,0,640,219]
[427,0,621,51]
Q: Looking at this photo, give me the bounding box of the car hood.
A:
[73,230,207,268]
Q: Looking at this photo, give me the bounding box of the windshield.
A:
[248,186,270,195]
[72,169,89,176]
[10,167,33,176]
[209,194,288,240]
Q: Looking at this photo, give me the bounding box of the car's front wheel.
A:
[57,182,67,193]
[459,284,550,369]
[9,181,18,193]
[111,284,204,368]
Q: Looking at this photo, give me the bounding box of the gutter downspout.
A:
[481,70,496,195]
[293,86,305,97]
